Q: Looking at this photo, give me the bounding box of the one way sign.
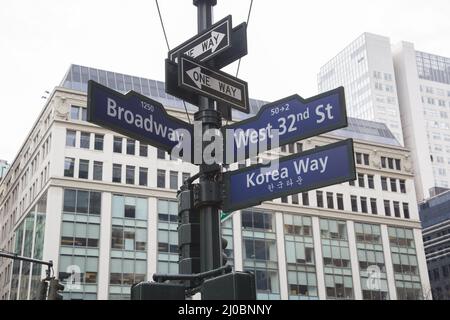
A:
[169,15,232,63]
[178,55,249,113]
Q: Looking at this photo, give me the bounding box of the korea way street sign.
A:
[169,15,232,64]
[178,55,250,113]
[222,139,356,212]
[87,80,193,155]
[223,87,347,163]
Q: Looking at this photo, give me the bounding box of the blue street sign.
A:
[87,80,193,156]
[222,87,347,164]
[222,139,356,212]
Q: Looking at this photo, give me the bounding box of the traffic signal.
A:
[48,278,64,300]
[36,279,48,300]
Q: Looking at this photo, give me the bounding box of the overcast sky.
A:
[1,0,450,162]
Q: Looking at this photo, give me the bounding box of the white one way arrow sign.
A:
[186,66,242,101]
[179,55,249,113]
[169,15,232,63]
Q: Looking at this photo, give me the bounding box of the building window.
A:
[337,194,344,210]
[370,198,377,215]
[381,177,388,191]
[381,157,387,169]
[139,144,148,157]
[399,180,406,193]
[139,167,148,187]
[157,148,166,160]
[388,227,422,300]
[157,200,179,275]
[112,195,147,220]
[292,194,299,205]
[395,159,401,171]
[126,139,135,155]
[125,166,135,185]
[62,189,101,215]
[80,132,90,149]
[358,174,365,188]
[64,158,75,177]
[112,164,122,183]
[388,158,394,170]
[356,153,362,165]
[349,180,355,187]
[393,202,401,218]
[302,193,309,206]
[284,214,317,299]
[351,196,358,212]
[242,209,280,300]
[384,200,391,217]
[70,106,86,121]
[390,178,397,192]
[327,193,334,209]
[354,223,389,300]
[363,154,370,165]
[320,219,353,299]
[93,161,103,181]
[367,175,374,189]
[296,143,303,153]
[66,130,76,147]
[78,159,89,179]
[403,203,410,219]
[170,171,178,190]
[113,137,122,153]
[316,191,324,208]
[94,134,104,151]
[360,197,368,213]
[157,170,166,188]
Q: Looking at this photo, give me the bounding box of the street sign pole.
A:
[194,0,223,272]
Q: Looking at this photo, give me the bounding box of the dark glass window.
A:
[296,143,303,153]
[63,189,76,212]
[356,153,362,165]
[390,178,397,192]
[89,192,101,215]
[358,174,365,188]
[395,159,401,171]
[79,159,89,179]
[400,180,406,193]
[81,108,87,121]
[367,175,374,189]
[381,157,387,168]
[288,143,295,154]
[66,130,76,147]
[388,158,394,170]
[292,193,299,205]
[113,137,122,153]
[403,203,410,219]
[370,198,378,215]
[94,134,104,151]
[361,197,368,213]
[125,205,135,218]
[139,144,148,157]
[157,148,166,160]
[126,166,135,184]
[381,177,388,191]
[384,200,391,216]
[139,167,148,186]
[126,139,135,155]
[302,193,309,206]
[363,154,370,165]
[393,201,401,218]
[157,170,166,188]
[281,196,288,203]
[337,194,344,210]
[112,164,122,183]
[70,106,80,120]
[327,192,334,209]
[64,158,75,177]
[170,171,178,190]
[316,191,324,208]
[76,191,89,213]
[351,196,358,212]
[80,132,90,149]
[93,161,103,181]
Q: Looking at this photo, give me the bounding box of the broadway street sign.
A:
[222,87,347,163]
[87,80,193,155]
[168,15,232,64]
[178,55,250,113]
[222,139,356,212]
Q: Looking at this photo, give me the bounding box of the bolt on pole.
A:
[193,0,223,273]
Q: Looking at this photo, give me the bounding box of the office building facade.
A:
[318,33,450,202]
[419,191,450,300]
[0,65,430,300]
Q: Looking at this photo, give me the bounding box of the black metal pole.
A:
[0,252,53,267]
[193,0,222,273]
